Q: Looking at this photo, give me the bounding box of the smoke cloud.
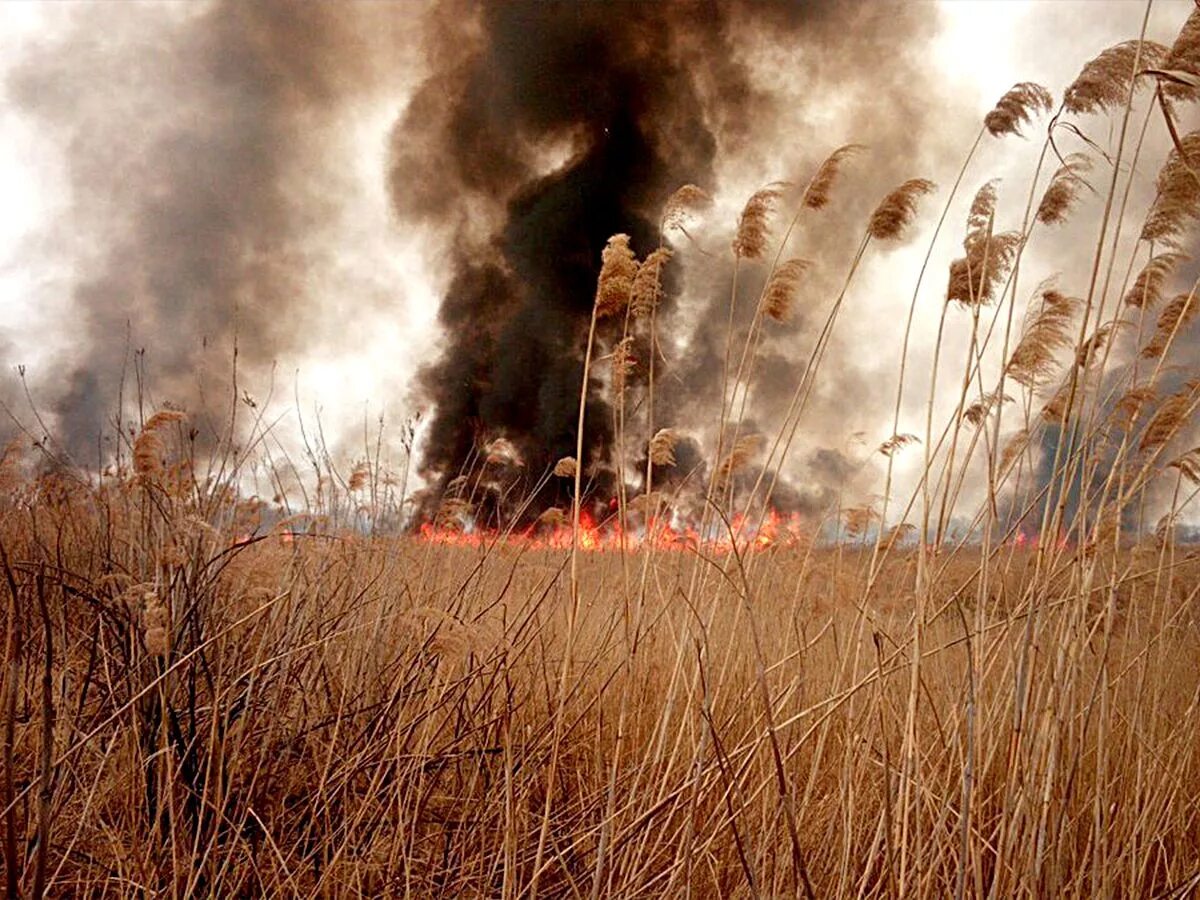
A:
[392,1,964,524]
[4,2,414,459]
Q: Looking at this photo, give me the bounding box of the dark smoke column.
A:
[390,1,948,525]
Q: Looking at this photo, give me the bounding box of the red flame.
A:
[417,507,809,554]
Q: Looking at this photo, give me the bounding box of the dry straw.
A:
[762,259,811,322]
[648,428,679,467]
[661,183,712,233]
[630,247,672,318]
[868,178,936,241]
[1037,153,1093,226]
[984,82,1054,137]
[595,234,639,318]
[1141,292,1197,358]
[1140,131,1200,244]
[1006,288,1079,387]
[877,433,921,457]
[964,390,1012,426]
[803,144,863,210]
[732,184,786,260]
[715,433,763,485]
[1064,39,1166,114]
[1124,252,1185,307]
[1139,380,1199,451]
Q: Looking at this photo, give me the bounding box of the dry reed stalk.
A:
[648,428,679,467]
[762,258,811,322]
[610,337,635,392]
[1037,153,1093,226]
[1075,321,1123,368]
[1006,288,1079,388]
[1140,130,1200,243]
[732,184,786,260]
[1141,292,1198,358]
[1124,251,1185,307]
[1138,380,1199,452]
[1064,39,1166,114]
[595,234,639,318]
[715,434,763,488]
[868,178,936,241]
[877,433,921,458]
[661,183,712,233]
[984,82,1054,137]
[631,247,672,319]
[963,390,1012,426]
[802,144,863,211]
[1160,6,1200,101]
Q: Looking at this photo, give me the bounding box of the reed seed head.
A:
[984,82,1054,137]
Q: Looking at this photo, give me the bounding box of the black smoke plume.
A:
[392,1,957,526]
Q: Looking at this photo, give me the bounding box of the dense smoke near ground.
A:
[392,0,965,525]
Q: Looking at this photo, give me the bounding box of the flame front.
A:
[417,508,810,554]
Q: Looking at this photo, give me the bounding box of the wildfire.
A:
[417,508,810,554]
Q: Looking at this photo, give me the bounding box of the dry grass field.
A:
[6,6,1200,898]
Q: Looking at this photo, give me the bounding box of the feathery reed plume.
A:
[132,408,187,481]
[435,496,473,530]
[1168,446,1200,485]
[1141,292,1198,359]
[803,144,863,211]
[142,408,187,432]
[348,461,369,493]
[843,505,877,538]
[648,428,679,467]
[966,180,1000,237]
[445,474,470,494]
[630,247,672,318]
[868,178,936,241]
[1037,153,1093,225]
[1124,252,1185,307]
[715,433,763,486]
[1154,512,1179,547]
[1084,504,1122,556]
[947,232,1021,307]
[611,337,636,392]
[1064,39,1166,115]
[142,590,169,658]
[732,184,786,260]
[985,82,1054,137]
[662,184,712,233]
[553,457,577,478]
[595,233,640,318]
[1075,321,1123,368]
[882,522,917,551]
[1140,132,1200,244]
[877,433,921,457]
[1160,6,1200,102]
[964,390,1012,425]
[947,181,1021,306]
[1006,288,1079,387]
[1042,381,1075,424]
[1139,380,1199,452]
[537,507,568,528]
[1114,385,1158,427]
[762,258,811,322]
[999,428,1030,474]
[484,437,521,466]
